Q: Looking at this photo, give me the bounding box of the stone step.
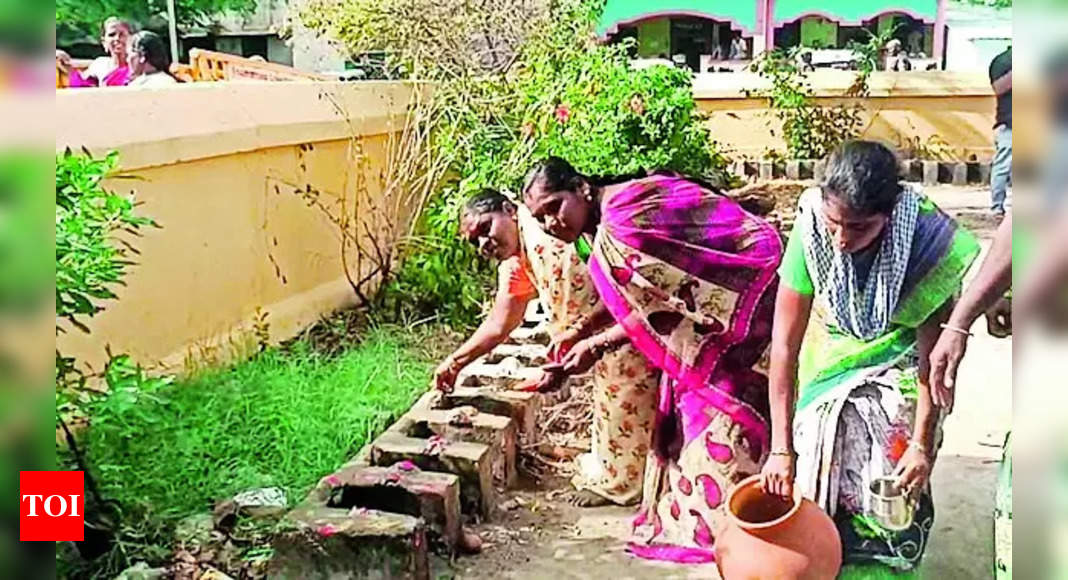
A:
[370,434,495,520]
[524,300,548,322]
[440,386,541,441]
[303,463,462,555]
[405,408,517,489]
[481,343,548,366]
[457,360,542,389]
[508,324,549,345]
[272,506,429,580]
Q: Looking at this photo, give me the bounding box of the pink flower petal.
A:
[321,474,341,488]
[669,500,681,520]
[394,460,418,472]
[317,524,337,537]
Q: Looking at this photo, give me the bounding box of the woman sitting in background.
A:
[127,31,178,87]
[761,140,980,575]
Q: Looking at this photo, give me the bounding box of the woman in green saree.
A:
[760,141,980,574]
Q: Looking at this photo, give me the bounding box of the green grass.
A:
[81,324,450,552]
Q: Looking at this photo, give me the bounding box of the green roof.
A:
[772,0,939,25]
[596,0,761,36]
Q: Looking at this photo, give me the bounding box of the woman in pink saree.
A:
[523,157,782,562]
[59,17,132,88]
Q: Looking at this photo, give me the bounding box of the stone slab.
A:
[440,386,541,441]
[304,465,462,554]
[458,360,542,389]
[407,407,517,489]
[370,434,495,520]
[482,343,548,366]
[272,506,429,580]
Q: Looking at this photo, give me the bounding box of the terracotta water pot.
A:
[715,475,842,579]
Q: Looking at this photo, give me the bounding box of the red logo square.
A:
[20,471,84,541]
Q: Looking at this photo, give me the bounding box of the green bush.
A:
[55,150,159,415]
[368,0,728,327]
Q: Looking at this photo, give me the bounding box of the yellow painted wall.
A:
[694,70,997,161]
[56,81,423,376]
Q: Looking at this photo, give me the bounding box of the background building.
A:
[598,0,957,72]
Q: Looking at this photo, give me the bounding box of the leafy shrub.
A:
[55,150,157,408]
[750,48,864,161]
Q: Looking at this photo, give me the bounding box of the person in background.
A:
[906,30,926,58]
[928,215,1012,405]
[885,39,913,72]
[522,157,782,563]
[989,46,1012,217]
[127,31,178,87]
[57,17,133,87]
[729,33,748,60]
[437,190,658,508]
[760,141,980,576]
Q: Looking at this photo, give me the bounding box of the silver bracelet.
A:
[939,323,973,337]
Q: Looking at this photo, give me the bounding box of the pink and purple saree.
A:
[586,174,782,563]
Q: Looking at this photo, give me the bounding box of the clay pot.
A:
[715,475,842,580]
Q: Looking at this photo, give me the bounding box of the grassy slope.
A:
[84,325,450,532]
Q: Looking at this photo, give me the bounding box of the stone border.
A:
[273,305,571,579]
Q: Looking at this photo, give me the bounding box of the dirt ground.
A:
[449,185,1011,579]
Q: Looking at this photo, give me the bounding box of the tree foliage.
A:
[300,0,728,326]
[56,0,257,46]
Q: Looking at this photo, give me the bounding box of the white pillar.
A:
[752,34,767,57]
[166,0,180,63]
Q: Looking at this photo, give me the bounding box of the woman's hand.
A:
[433,357,463,393]
[892,445,932,497]
[56,49,72,73]
[535,365,568,392]
[548,327,581,362]
[985,297,1012,338]
[557,337,601,375]
[760,453,795,498]
[927,329,966,410]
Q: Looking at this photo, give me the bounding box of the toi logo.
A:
[20,471,84,541]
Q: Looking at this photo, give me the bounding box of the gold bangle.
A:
[939,323,973,338]
[770,447,793,457]
[908,439,928,454]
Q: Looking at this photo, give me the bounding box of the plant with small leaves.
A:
[750,49,864,160]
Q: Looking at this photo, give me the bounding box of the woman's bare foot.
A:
[460,527,483,553]
[565,489,612,507]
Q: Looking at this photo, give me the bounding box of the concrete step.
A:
[370,434,495,521]
[481,343,548,366]
[405,407,517,489]
[272,505,429,579]
[440,386,541,441]
[524,300,548,323]
[303,463,462,555]
[457,360,542,389]
[507,324,549,345]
